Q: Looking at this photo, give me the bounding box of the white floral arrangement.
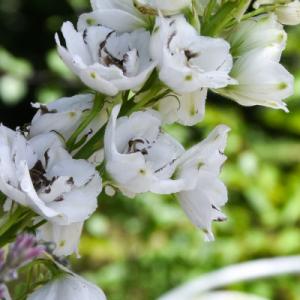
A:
[0,0,299,299]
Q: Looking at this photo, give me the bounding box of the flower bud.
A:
[275,1,300,25]
[0,235,44,282]
[8,234,44,268]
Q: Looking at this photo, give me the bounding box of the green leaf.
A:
[0,207,35,247]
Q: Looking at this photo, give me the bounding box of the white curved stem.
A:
[197,291,268,300]
[158,256,300,300]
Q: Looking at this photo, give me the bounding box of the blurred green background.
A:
[1,0,300,299]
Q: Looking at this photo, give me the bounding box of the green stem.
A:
[202,0,253,36]
[28,219,47,232]
[202,2,238,36]
[0,206,29,236]
[73,126,106,160]
[127,86,167,116]
[202,0,218,24]
[241,6,276,20]
[73,94,122,159]
[74,78,166,160]
[66,93,105,151]
[0,192,5,203]
[0,208,35,247]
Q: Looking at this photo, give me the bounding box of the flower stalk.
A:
[66,93,105,151]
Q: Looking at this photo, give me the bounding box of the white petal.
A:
[104,105,155,193]
[57,19,155,95]
[48,173,101,225]
[275,1,300,26]
[0,126,101,226]
[0,127,29,206]
[150,15,235,93]
[91,0,139,17]
[176,125,230,177]
[0,125,20,187]
[27,273,106,300]
[29,133,63,161]
[111,61,156,92]
[134,0,191,15]
[17,160,60,219]
[178,173,228,240]
[60,22,92,65]
[150,15,198,65]
[30,94,94,139]
[55,33,86,72]
[37,222,84,257]
[226,13,287,57]
[78,66,119,96]
[173,126,230,239]
[56,33,119,96]
[104,105,186,194]
[78,9,146,32]
[145,133,184,179]
[218,48,294,111]
[46,154,96,187]
[157,89,207,126]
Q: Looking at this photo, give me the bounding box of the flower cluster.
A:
[0,0,298,298]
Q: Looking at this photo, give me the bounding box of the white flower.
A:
[216,47,294,111]
[156,89,207,126]
[30,94,109,144]
[0,126,102,226]
[37,222,84,257]
[150,15,235,94]
[218,14,294,110]
[275,1,300,26]
[55,22,156,96]
[225,14,287,57]
[104,105,186,196]
[133,0,192,16]
[79,0,147,32]
[174,125,230,241]
[27,273,106,300]
[253,0,300,25]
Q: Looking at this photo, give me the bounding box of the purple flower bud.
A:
[8,234,44,269]
[1,234,44,282]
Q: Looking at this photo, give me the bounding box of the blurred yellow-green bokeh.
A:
[1,0,300,299]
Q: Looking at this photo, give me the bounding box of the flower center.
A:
[29,160,55,191]
[98,31,139,76]
[126,139,153,155]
